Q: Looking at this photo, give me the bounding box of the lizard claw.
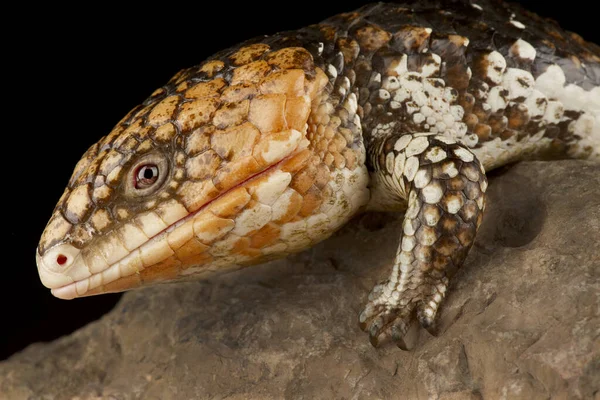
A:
[416,302,441,336]
[359,281,415,349]
[359,279,447,348]
[359,303,413,349]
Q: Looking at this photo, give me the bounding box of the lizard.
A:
[36,0,599,349]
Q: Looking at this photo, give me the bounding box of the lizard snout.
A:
[36,243,88,298]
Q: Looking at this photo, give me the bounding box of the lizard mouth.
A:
[39,143,307,300]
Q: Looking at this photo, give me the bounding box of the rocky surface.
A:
[2,160,599,400]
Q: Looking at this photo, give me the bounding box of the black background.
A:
[4,0,598,360]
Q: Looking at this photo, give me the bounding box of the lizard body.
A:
[37,0,599,347]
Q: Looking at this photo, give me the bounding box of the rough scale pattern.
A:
[36,0,599,347]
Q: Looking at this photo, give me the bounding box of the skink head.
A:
[37,45,367,299]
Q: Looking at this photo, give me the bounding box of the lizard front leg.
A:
[360,133,487,348]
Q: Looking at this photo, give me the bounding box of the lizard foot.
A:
[359,277,448,349]
[360,134,486,348]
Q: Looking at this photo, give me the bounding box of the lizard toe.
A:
[416,283,448,335]
[416,303,439,336]
[359,291,415,349]
[364,307,413,349]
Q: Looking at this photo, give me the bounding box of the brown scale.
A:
[431,34,471,91]
[393,26,432,53]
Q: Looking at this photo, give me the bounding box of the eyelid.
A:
[123,152,170,198]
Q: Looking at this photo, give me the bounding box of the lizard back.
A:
[298,0,600,170]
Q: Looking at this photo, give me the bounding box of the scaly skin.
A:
[37,0,599,348]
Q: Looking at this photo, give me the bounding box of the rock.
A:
[1,160,599,399]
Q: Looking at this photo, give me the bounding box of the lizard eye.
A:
[124,152,169,198]
[135,164,159,189]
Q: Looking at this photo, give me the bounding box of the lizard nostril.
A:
[38,244,81,274]
[56,254,68,266]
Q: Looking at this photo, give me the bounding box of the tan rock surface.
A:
[2,160,598,399]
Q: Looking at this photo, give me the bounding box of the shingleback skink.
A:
[36,0,599,348]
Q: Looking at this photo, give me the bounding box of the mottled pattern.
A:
[362,133,486,347]
[343,1,600,168]
[37,0,598,347]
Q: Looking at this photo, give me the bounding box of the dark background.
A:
[4,0,598,360]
